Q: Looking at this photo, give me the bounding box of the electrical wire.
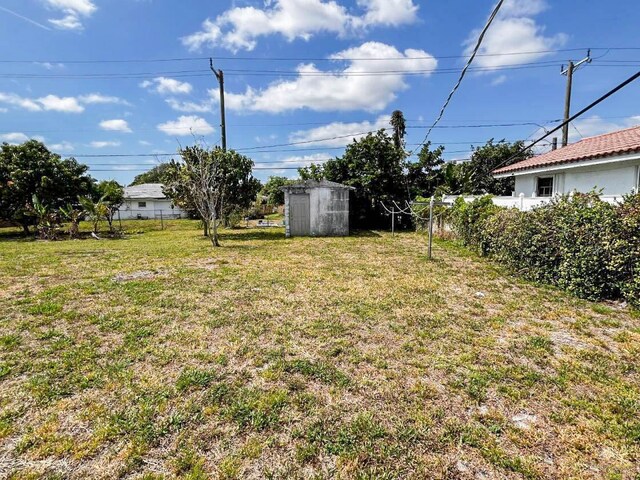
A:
[492,70,640,172]
[1,47,639,64]
[408,0,505,158]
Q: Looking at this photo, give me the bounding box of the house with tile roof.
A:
[493,125,640,199]
[119,183,186,220]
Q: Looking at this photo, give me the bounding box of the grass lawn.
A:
[0,221,639,479]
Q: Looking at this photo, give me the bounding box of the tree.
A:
[390,110,407,149]
[79,196,108,234]
[96,180,124,232]
[463,140,533,195]
[405,142,446,198]
[0,140,94,233]
[260,176,293,206]
[130,163,173,186]
[59,204,82,239]
[299,130,406,228]
[164,146,259,246]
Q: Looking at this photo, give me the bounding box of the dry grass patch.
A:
[0,221,639,479]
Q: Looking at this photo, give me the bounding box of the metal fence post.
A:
[428,196,434,259]
[117,209,123,230]
[391,207,395,236]
[160,210,164,230]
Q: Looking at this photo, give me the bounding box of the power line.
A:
[0,119,564,135]
[2,62,637,80]
[493,69,640,172]
[409,0,505,158]
[1,48,639,64]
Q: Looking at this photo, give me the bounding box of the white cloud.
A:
[0,92,42,111]
[45,0,97,31]
[157,115,215,136]
[256,153,331,173]
[217,42,437,113]
[0,132,31,144]
[37,94,84,113]
[141,77,193,95]
[464,0,567,70]
[38,62,65,70]
[289,116,390,147]
[78,93,130,105]
[166,97,212,113]
[0,91,129,113]
[490,75,507,86]
[50,141,74,151]
[569,115,640,142]
[182,0,419,52]
[99,119,132,133]
[90,140,121,148]
[0,108,7,113]
[139,140,152,146]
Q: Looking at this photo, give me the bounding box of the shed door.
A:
[289,194,310,236]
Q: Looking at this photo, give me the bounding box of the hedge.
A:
[448,193,640,307]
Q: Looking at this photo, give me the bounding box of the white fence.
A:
[442,194,626,212]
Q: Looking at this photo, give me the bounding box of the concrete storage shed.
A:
[281,180,354,237]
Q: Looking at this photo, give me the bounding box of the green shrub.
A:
[448,196,500,254]
[448,192,640,308]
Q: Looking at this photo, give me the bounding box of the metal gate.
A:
[289,194,310,236]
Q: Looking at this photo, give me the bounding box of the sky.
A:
[0,0,639,185]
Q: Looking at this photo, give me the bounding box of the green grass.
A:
[1,220,639,478]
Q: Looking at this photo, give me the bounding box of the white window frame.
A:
[635,165,640,192]
[138,201,147,208]
[536,176,554,197]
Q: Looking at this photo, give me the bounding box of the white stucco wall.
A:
[514,160,640,197]
[283,186,350,237]
[309,187,350,236]
[119,199,185,219]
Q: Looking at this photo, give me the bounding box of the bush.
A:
[449,193,640,307]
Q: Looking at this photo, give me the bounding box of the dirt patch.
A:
[112,270,167,282]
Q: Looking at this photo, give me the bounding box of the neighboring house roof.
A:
[281,179,354,191]
[124,183,167,199]
[493,125,640,175]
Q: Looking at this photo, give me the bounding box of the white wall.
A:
[309,187,350,236]
[119,199,185,220]
[514,161,639,197]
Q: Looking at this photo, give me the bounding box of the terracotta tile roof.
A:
[493,125,640,174]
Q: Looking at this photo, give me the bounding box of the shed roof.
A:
[281,179,354,191]
[493,125,640,175]
[124,183,167,199]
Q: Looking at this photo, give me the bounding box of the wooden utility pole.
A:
[561,50,591,147]
[210,58,227,151]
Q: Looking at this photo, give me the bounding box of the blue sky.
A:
[0,0,639,185]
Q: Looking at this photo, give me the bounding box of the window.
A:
[138,201,147,208]
[537,177,553,197]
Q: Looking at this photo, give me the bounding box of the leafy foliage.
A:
[96,180,124,232]
[0,140,94,233]
[164,146,260,245]
[130,163,174,186]
[259,176,293,206]
[449,193,640,307]
[299,130,407,228]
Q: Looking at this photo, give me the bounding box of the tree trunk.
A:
[22,224,30,236]
[203,220,209,237]
[211,216,220,247]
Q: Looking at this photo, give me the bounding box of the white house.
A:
[452,125,640,211]
[494,125,640,195]
[119,183,186,220]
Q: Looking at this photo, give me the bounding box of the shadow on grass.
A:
[219,229,285,242]
[351,230,382,238]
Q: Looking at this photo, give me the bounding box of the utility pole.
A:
[561,50,591,147]
[210,58,227,151]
